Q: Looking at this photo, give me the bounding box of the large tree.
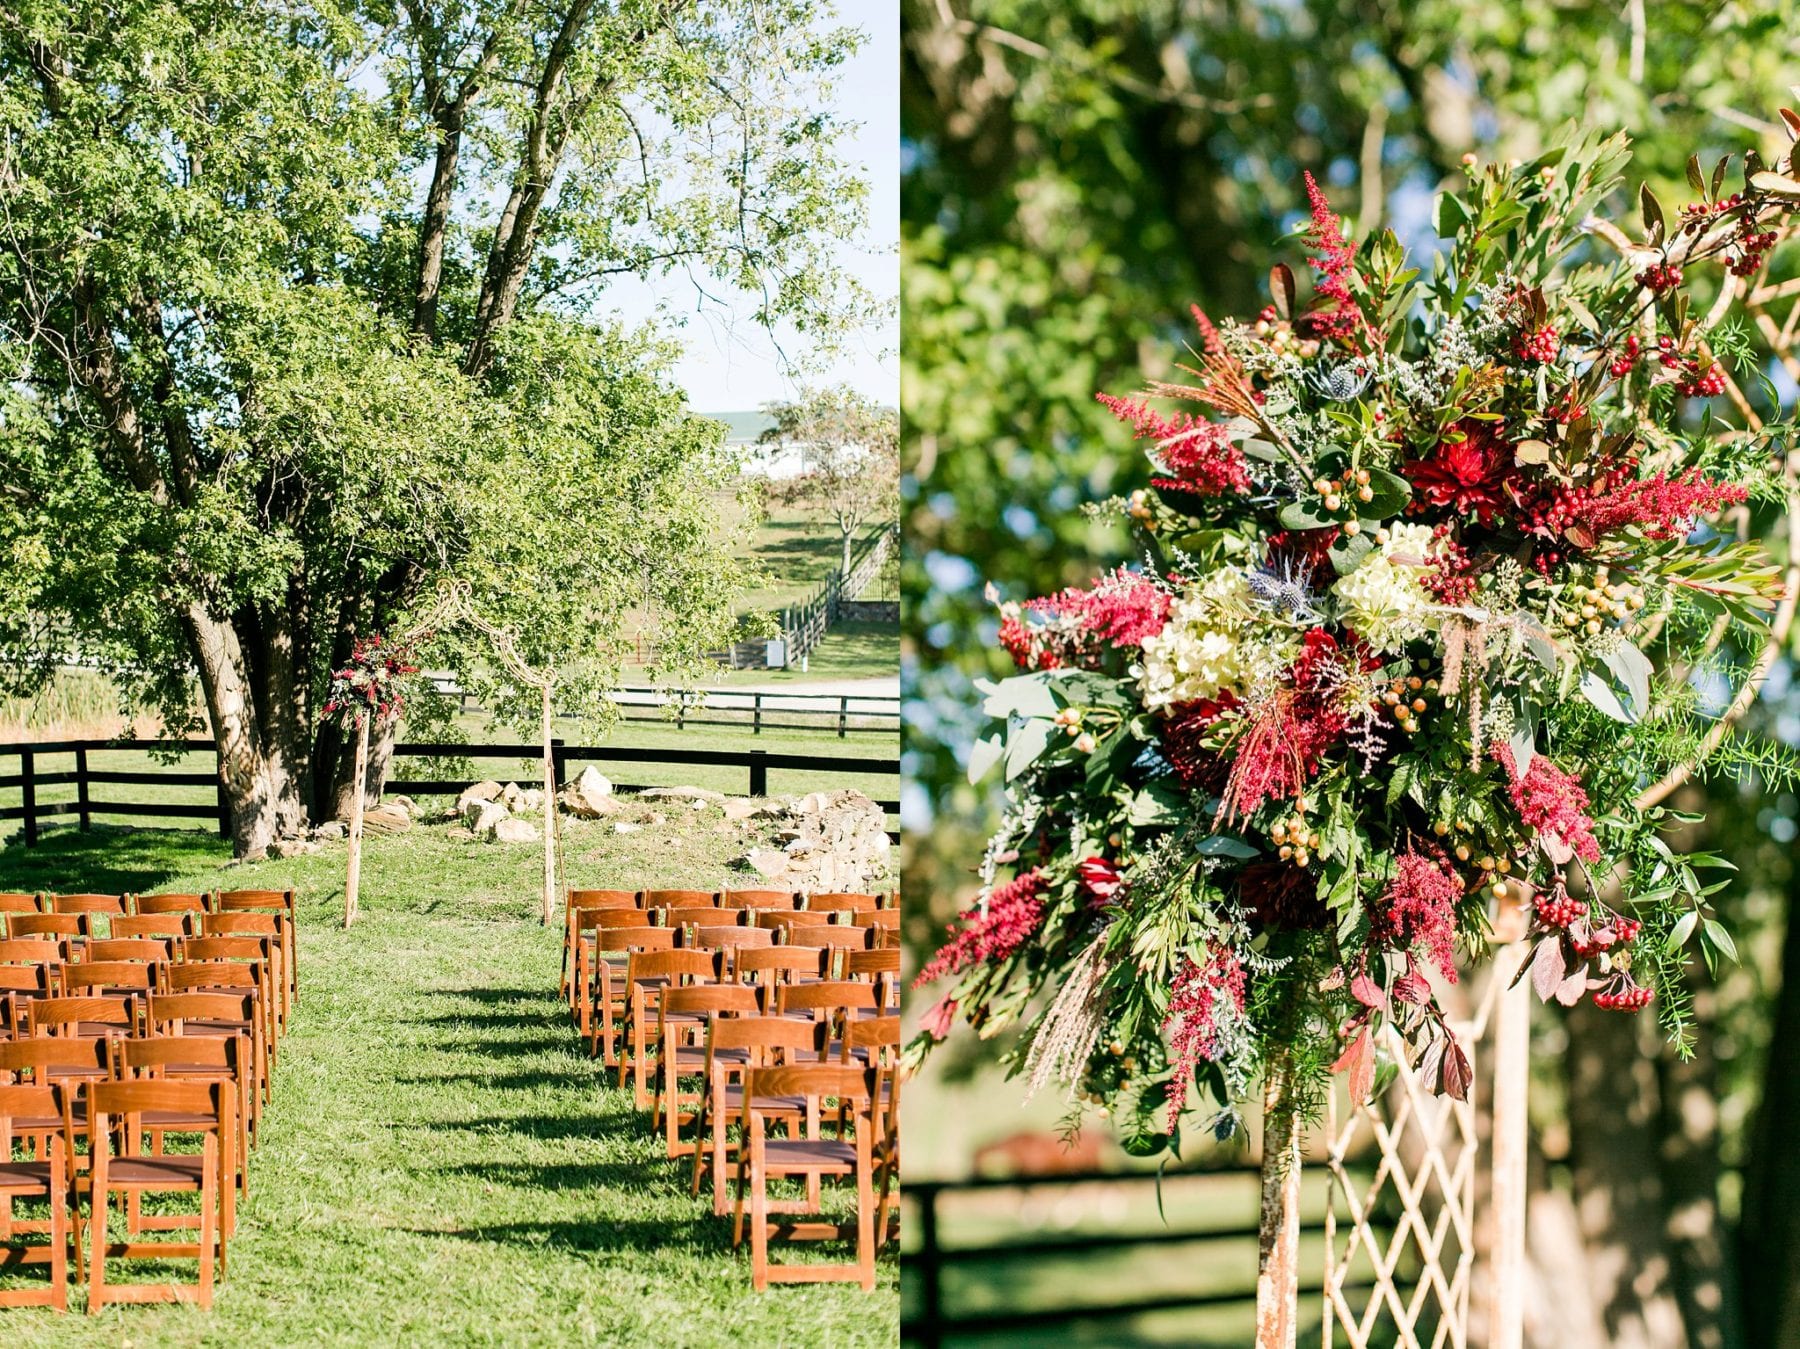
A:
[760,384,899,576]
[0,0,871,857]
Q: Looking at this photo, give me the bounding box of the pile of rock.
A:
[451,780,544,844]
[736,789,891,894]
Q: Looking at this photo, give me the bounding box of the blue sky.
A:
[605,6,898,414]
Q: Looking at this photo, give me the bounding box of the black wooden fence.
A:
[0,738,899,845]
[903,1164,1388,1347]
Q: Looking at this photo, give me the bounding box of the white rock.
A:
[389,795,417,817]
[639,785,725,803]
[515,788,544,814]
[613,821,642,834]
[313,820,347,841]
[560,767,618,818]
[457,781,504,815]
[500,781,524,810]
[722,799,760,822]
[465,799,510,835]
[492,816,540,844]
[361,803,413,834]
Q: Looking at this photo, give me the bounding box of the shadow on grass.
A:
[402,1212,733,1255]
[0,824,221,894]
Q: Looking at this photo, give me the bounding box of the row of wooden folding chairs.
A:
[557,888,897,1004]
[0,1062,240,1311]
[0,890,297,1020]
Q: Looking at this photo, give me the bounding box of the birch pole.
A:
[540,683,557,925]
[1488,891,1532,1349]
[343,711,369,929]
[1255,1052,1303,1349]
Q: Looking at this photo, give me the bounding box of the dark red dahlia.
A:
[1160,694,1240,792]
[1402,421,1516,524]
[1239,862,1328,931]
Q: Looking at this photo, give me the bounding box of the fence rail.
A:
[0,738,899,845]
[904,1163,1391,1347]
[433,683,900,738]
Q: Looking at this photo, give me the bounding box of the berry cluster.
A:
[1608,334,1641,378]
[1728,225,1780,277]
[1678,192,1746,232]
[1512,324,1560,364]
[1535,885,1587,929]
[1557,567,1645,636]
[1655,336,1728,397]
[1380,674,1435,736]
[1635,263,1684,293]
[1593,982,1653,1012]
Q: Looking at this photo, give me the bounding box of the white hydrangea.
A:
[1137,569,1256,710]
[1331,523,1443,653]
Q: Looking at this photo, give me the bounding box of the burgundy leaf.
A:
[1417,1036,1446,1095]
[1331,1027,1375,1105]
[1555,964,1590,1007]
[1441,1039,1472,1101]
[1529,937,1567,1003]
[1349,970,1390,1012]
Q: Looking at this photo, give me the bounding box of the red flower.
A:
[1095,393,1251,496]
[996,569,1172,672]
[919,995,959,1041]
[1402,421,1515,524]
[1159,693,1241,791]
[1163,945,1248,1128]
[1492,741,1602,864]
[1077,857,1126,906]
[1373,850,1462,982]
[1299,171,1367,345]
[914,870,1049,987]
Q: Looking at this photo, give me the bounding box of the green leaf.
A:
[1195,834,1260,861]
[968,733,1004,783]
[978,672,1060,721]
[1005,718,1052,781]
[1668,910,1699,950]
[1702,919,1738,964]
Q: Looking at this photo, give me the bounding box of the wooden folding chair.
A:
[213,889,297,1010]
[694,926,772,978]
[133,893,208,918]
[110,913,190,941]
[618,949,718,1106]
[780,926,874,978]
[652,985,761,1158]
[0,939,62,1023]
[0,1083,71,1310]
[115,1035,249,1220]
[561,890,639,1002]
[576,918,675,1062]
[731,947,826,1003]
[805,892,881,915]
[149,991,266,1141]
[58,962,156,1022]
[0,894,42,917]
[199,913,289,1031]
[26,995,136,1040]
[80,1079,231,1310]
[642,889,718,909]
[163,964,271,1112]
[777,980,878,1058]
[755,909,832,931]
[7,913,84,949]
[720,889,798,910]
[49,894,124,931]
[691,1015,819,1217]
[178,936,277,1063]
[0,1039,104,1243]
[85,938,173,965]
[866,908,901,935]
[666,906,731,930]
[733,1064,878,1291]
[843,948,902,1014]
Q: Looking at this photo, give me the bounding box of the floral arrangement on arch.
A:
[321,633,422,727]
[911,121,1800,1151]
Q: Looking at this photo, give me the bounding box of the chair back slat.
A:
[0,1036,110,1081]
[642,889,717,908]
[111,913,191,939]
[27,994,135,1035]
[50,893,125,917]
[7,913,83,941]
[746,1064,873,1105]
[133,892,208,916]
[805,892,881,913]
[86,938,172,963]
[0,893,43,915]
[719,889,798,910]
[567,889,640,910]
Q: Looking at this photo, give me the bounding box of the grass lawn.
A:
[0,816,899,1343]
[704,622,900,688]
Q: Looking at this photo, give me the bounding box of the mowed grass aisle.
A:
[0,817,899,1345]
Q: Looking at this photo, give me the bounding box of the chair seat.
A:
[724,1088,807,1113]
[762,1138,856,1169]
[0,1160,54,1193]
[138,1110,219,1131]
[95,1156,206,1188]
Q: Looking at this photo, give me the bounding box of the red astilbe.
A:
[1300,171,1368,345]
[915,870,1049,987]
[1532,468,1746,544]
[1216,630,1372,820]
[997,568,1172,671]
[1077,856,1126,906]
[1492,741,1602,864]
[1373,850,1462,982]
[1095,393,1252,496]
[1402,420,1517,524]
[1163,944,1248,1128]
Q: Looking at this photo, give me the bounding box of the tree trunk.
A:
[1564,1000,1689,1349]
[840,528,854,578]
[184,602,308,859]
[1255,1053,1302,1349]
[343,712,368,928]
[1740,855,1800,1348]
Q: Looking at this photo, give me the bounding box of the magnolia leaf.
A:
[1750,170,1800,197]
[1004,718,1051,781]
[1514,438,1552,466]
[1600,641,1653,718]
[967,733,1004,783]
[1241,438,1284,462]
[1686,153,1706,194]
[1417,1036,1446,1094]
[1329,530,1375,576]
[1578,668,1634,723]
[1278,500,1336,530]
[978,672,1059,721]
[1508,721,1536,780]
[1196,833,1260,860]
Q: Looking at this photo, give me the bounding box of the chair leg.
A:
[49,1176,67,1312]
[198,1135,217,1310]
[87,1172,107,1314]
[749,1130,769,1291]
[856,1143,876,1292]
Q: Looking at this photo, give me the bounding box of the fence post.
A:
[20,747,37,847]
[918,1186,942,1349]
[75,746,91,831]
[748,750,768,798]
[215,750,230,839]
[838,697,848,739]
[752,693,762,736]
[551,737,568,789]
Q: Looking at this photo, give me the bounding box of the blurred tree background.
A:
[901,2,1800,1344]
